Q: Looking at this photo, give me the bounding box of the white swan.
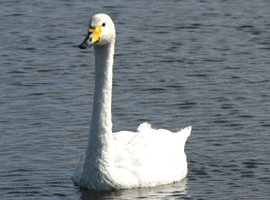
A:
[72,13,191,190]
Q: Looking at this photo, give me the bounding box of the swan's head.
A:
[78,13,115,49]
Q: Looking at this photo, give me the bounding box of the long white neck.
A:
[80,42,115,189]
[90,43,114,140]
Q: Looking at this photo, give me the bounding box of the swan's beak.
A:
[78,26,102,49]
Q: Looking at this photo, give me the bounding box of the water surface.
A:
[1,0,270,199]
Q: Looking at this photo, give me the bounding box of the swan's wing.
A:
[112,122,191,182]
[113,122,191,154]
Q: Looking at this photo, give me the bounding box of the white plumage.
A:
[72,13,191,190]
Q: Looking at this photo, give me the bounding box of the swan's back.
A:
[112,123,191,188]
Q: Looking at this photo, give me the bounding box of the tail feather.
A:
[179,126,192,142]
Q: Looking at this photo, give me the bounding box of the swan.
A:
[72,13,191,190]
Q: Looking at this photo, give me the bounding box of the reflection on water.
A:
[79,180,187,200]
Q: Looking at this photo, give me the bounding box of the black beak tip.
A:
[78,42,88,49]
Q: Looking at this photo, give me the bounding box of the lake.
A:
[1,0,270,199]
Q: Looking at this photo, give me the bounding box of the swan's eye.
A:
[102,23,106,27]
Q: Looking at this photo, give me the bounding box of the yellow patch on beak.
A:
[88,26,102,44]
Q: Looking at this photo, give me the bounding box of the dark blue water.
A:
[1,0,270,199]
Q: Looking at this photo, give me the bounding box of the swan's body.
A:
[72,13,191,190]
